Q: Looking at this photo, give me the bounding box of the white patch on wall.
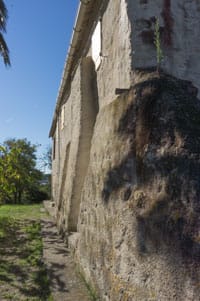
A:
[92,21,101,70]
[61,105,65,130]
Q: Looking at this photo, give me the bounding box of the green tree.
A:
[37,145,52,200]
[0,138,43,203]
[0,0,10,66]
[0,145,12,201]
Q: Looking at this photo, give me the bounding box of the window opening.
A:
[92,21,102,70]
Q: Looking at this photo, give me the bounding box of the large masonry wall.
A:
[53,65,82,233]
[76,72,200,301]
[93,0,132,108]
[53,0,133,232]
[127,0,200,95]
[51,1,200,300]
[87,0,200,110]
[53,57,99,234]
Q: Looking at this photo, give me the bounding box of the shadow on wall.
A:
[102,71,200,264]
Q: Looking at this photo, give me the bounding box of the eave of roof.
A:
[49,0,106,137]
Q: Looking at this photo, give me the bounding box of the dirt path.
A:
[41,203,91,301]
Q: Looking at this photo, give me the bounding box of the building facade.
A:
[50,1,200,300]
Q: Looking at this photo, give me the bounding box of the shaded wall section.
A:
[57,142,70,234]
[77,71,200,301]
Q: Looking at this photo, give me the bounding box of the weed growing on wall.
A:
[76,266,100,301]
[154,18,164,73]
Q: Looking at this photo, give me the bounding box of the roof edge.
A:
[49,1,86,137]
[49,0,108,138]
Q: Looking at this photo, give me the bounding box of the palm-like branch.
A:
[0,32,10,66]
[0,0,10,66]
[0,0,8,32]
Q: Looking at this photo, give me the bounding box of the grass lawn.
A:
[0,204,52,301]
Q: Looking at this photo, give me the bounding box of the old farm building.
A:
[49,1,200,300]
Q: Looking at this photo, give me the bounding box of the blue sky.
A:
[0,0,79,164]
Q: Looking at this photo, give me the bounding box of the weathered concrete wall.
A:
[67,57,99,232]
[52,0,133,228]
[76,72,200,301]
[54,65,82,234]
[87,0,200,110]
[127,0,200,95]
[51,125,59,207]
[53,57,99,234]
[94,0,132,108]
[51,1,200,299]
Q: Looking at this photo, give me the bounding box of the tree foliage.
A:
[0,0,10,66]
[0,138,48,204]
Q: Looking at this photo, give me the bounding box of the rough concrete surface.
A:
[77,71,200,300]
[50,1,200,300]
[41,202,91,301]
